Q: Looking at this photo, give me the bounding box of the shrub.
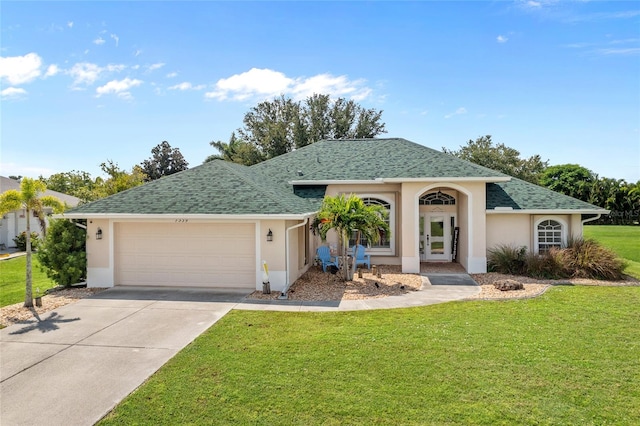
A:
[562,237,626,280]
[38,219,86,287]
[13,231,40,251]
[525,249,569,280]
[487,244,527,275]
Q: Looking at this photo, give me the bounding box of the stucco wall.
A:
[486,214,531,251]
[86,219,112,287]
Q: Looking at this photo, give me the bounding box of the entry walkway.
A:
[0,276,478,426]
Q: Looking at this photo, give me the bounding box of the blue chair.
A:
[317,246,339,272]
[352,244,371,269]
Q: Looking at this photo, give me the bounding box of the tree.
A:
[539,164,596,202]
[205,132,264,165]
[312,194,389,280]
[0,178,65,307]
[443,135,548,184]
[140,141,189,181]
[211,94,387,164]
[98,160,147,197]
[38,219,86,287]
[40,170,99,203]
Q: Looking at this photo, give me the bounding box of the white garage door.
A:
[115,222,255,288]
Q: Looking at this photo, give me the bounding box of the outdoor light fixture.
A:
[96,228,103,240]
[266,229,273,242]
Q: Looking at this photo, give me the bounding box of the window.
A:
[419,191,456,205]
[348,196,394,254]
[536,219,564,253]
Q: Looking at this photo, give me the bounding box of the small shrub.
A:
[38,219,86,287]
[562,237,625,280]
[13,231,40,251]
[525,249,569,279]
[487,244,527,275]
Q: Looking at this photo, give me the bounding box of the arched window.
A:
[536,219,565,253]
[348,196,394,254]
[420,191,456,205]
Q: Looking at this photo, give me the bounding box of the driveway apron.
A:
[0,287,249,426]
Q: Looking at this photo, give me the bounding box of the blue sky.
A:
[2,1,639,182]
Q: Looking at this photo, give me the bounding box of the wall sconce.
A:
[266,229,273,242]
[96,228,103,240]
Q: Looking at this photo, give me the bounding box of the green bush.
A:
[12,231,40,251]
[563,237,626,280]
[487,238,626,281]
[37,219,86,287]
[487,244,527,274]
[525,249,569,279]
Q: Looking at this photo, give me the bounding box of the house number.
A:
[175,219,189,223]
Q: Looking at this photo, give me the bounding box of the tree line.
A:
[27,94,637,222]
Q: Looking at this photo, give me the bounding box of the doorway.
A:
[420,213,456,262]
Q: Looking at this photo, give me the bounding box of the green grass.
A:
[584,225,640,279]
[100,286,640,425]
[0,256,56,307]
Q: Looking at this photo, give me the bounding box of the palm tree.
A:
[0,178,65,307]
[313,194,389,280]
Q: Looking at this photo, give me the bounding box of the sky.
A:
[1,1,639,183]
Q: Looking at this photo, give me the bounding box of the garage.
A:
[114,222,255,288]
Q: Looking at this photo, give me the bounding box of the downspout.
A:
[280,217,309,299]
[582,214,601,225]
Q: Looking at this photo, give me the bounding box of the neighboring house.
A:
[0,176,82,249]
[64,138,608,292]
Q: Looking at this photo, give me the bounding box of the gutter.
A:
[280,216,310,300]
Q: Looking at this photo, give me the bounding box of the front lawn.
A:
[584,225,640,279]
[0,256,56,307]
[100,286,640,425]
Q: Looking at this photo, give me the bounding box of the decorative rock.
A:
[494,279,524,291]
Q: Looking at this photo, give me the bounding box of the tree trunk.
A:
[24,208,34,308]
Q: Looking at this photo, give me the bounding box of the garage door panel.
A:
[115,223,255,288]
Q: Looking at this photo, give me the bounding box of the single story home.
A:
[64,138,608,292]
[1,176,81,249]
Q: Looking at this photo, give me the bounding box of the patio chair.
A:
[317,246,339,273]
[352,244,371,269]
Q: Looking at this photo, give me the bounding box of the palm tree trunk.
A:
[24,208,33,308]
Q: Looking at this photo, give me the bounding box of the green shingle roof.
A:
[486,178,604,211]
[67,138,605,216]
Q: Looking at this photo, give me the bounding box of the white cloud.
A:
[166,72,178,78]
[444,107,467,119]
[169,82,205,91]
[497,35,508,43]
[67,62,102,86]
[0,162,57,178]
[147,63,165,72]
[134,49,142,57]
[110,34,119,47]
[0,53,42,85]
[67,62,126,86]
[596,47,640,56]
[96,77,143,99]
[1,87,27,99]
[67,21,74,28]
[205,68,373,102]
[93,37,105,45]
[45,64,60,77]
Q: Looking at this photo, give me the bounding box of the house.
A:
[64,138,608,292]
[0,176,82,249]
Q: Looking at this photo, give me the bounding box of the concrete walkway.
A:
[0,275,478,426]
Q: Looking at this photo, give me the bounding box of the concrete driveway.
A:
[0,287,250,426]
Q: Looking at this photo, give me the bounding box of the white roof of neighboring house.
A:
[0,176,82,208]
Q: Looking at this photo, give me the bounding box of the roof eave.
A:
[290,176,511,185]
[486,208,610,214]
[58,212,319,221]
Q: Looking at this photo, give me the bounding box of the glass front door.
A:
[421,213,454,261]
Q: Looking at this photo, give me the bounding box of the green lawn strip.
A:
[100,286,640,425]
[0,256,56,307]
[584,225,640,263]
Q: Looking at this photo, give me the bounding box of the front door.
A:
[420,213,454,261]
